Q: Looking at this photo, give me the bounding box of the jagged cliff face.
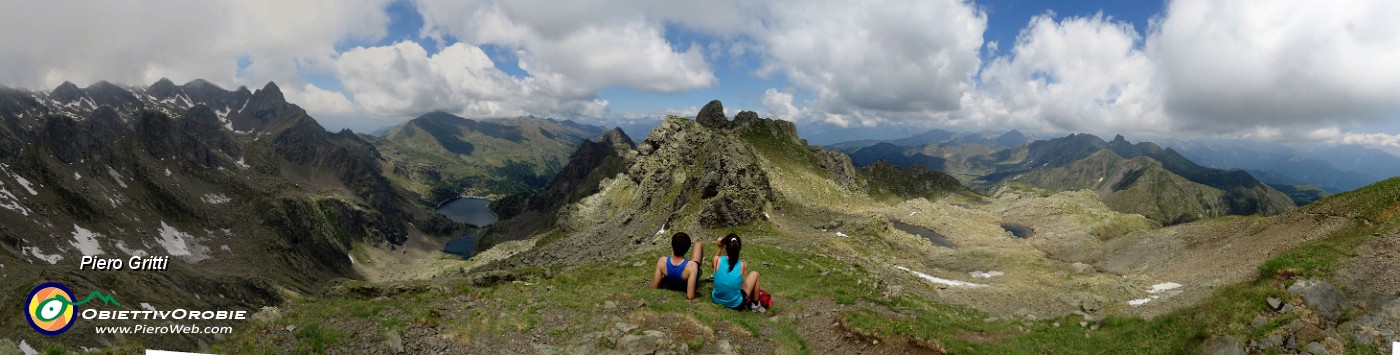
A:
[0,79,461,349]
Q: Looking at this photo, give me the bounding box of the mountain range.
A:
[1164,139,1400,194]
[833,131,1297,225]
[367,111,609,204]
[0,79,466,349]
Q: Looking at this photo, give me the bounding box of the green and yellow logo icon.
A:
[27,283,76,335]
[26,282,119,336]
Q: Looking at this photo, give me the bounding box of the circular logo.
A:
[26,283,76,336]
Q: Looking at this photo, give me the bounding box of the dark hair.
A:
[670,232,691,257]
[724,233,741,272]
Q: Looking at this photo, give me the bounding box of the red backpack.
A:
[754,289,773,309]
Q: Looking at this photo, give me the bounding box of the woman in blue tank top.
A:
[651,232,702,300]
[711,233,762,310]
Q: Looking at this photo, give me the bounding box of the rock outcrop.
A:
[696,99,730,129]
[629,114,773,228]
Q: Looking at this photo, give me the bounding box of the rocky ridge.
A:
[0,79,464,351]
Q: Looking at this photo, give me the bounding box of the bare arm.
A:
[685,263,698,300]
[650,257,664,289]
[691,242,703,268]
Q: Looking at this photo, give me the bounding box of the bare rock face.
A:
[733,110,760,128]
[627,111,773,229]
[695,137,771,228]
[696,100,730,129]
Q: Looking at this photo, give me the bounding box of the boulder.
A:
[696,100,730,129]
[1201,336,1245,355]
[1287,279,1348,322]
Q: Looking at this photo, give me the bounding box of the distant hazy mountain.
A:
[1305,144,1400,180]
[846,142,947,170]
[367,112,609,202]
[827,128,1027,152]
[1167,140,1398,193]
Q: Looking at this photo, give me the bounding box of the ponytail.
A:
[724,233,741,272]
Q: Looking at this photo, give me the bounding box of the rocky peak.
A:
[410,111,467,125]
[148,78,180,98]
[995,129,1026,147]
[253,81,284,104]
[50,81,85,102]
[733,110,760,128]
[183,79,217,90]
[696,100,730,129]
[84,81,141,109]
[598,127,635,153]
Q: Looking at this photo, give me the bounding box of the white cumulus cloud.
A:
[415,0,720,94]
[758,0,987,116]
[331,41,608,120]
[1149,0,1400,131]
[974,13,1168,136]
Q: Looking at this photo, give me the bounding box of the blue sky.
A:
[2,0,1399,149]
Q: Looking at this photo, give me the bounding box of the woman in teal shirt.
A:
[711,233,762,311]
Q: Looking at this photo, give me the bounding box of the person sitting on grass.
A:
[711,233,764,312]
[651,232,703,300]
